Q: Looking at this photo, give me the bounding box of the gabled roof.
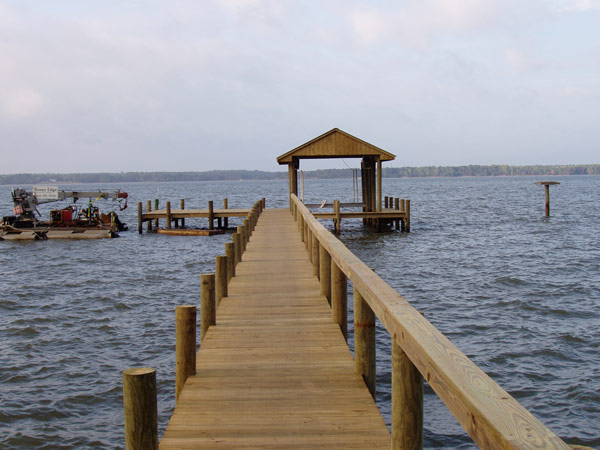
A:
[277,128,395,165]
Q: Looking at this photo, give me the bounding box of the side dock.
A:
[123,196,585,449]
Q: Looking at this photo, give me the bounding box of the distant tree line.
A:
[1,164,598,185]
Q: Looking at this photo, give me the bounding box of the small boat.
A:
[1,187,129,241]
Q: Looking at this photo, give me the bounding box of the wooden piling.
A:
[243,219,249,251]
[233,233,241,264]
[215,255,228,307]
[225,242,235,280]
[208,201,214,230]
[354,289,376,398]
[320,246,331,305]
[312,235,320,278]
[392,338,423,450]
[237,226,245,256]
[406,199,411,233]
[166,201,172,230]
[334,200,341,235]
[180,199,185,228]
[377,158,382,212]
[200,274,216,341]
[147,200,152,232]
[154,199,159,229]
[122,367,158,450]
[385,196,389,208]
[223,198,228,229]
[175,305,196,403]
[331,260,347,340]
[137,202,143,234]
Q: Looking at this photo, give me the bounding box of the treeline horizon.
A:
[1,164,598,185]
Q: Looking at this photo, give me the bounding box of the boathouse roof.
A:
[276,128,395,164]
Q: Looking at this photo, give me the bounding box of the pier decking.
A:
[159,209,390,448]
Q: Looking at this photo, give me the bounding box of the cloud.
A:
[552,0,600,11]
[0,87,44,119]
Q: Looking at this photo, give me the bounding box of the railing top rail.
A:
[291,194,569,450]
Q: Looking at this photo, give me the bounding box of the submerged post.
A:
[122,368,158,450]
[175,305,196,403]
[200,274,216,341]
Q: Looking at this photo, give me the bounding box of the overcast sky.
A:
[1,0,599,173]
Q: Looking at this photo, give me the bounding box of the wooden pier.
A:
[123,195,585,449]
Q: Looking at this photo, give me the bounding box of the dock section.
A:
[159,209,390,448]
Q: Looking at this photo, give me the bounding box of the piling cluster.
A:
[122,198,265,450]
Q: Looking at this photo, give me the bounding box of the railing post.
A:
[225,242,235,281]
[304,218,308,249]
[166,201,172,230]
[175,305,196,403]
[123,368,158,450]
[200,274,216,341]
[312,234,320,278]
[320,246,331,305]
[137,202,143,234]
[331,260,347,340]
[354,289,376,398]
[307,228,313,262]
[392,339,423,450]
[215,255,228,307]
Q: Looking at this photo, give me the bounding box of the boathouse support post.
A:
[180,199,185,228]
[147,200,152,232]
[208,201,214,230]
[225,242,235,281]
[392,339,423,450]
[233,232,241,264]
[215,256,228,307]
[377,158,382,212]
[223,198,228,229]
[331,260,347,341]
[354,288,376,398]
[166,201,172,230]
[122,368,158,450]
[312,235,320,278]
[137,202,143,234]
[175,305,196,403]
[200,274,216,342]
[320,246,331,305]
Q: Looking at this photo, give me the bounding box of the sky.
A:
[0,0,599,173]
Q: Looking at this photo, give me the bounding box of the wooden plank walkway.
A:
[160,208,391,449]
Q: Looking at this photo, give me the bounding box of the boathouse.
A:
[277,128,395,212]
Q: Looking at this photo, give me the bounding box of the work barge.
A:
[122,130,587,449]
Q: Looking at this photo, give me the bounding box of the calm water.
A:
[1,177,598,449]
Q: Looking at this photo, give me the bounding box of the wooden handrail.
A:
[291,194,569,449]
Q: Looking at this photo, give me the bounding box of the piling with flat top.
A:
[154,199,159,229]
[147,201,152,232]
[225,242,235,280]
[223,198,228,229]
[242,219,249,251]
[175,306,196,403]
[334,200,341,235]
[535,181,560,217]
[406,199,411,233]
[137,202,143,234]
[237,226,245,256]
[166,201,172,230]
[215,256,228,307]
[233,233,241,264]
[331,260,347,340]
[392,339,423,450]
[122,367,158,450]
[200,274,216,341]
[320,246,331,305]
[354,288,376,398]
[208,201,214,230]
[180,199,185,228]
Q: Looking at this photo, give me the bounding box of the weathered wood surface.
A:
[292,194,571,450]
[160,209,390,449]
[312,210,408,220]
